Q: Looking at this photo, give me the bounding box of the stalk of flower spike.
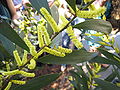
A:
[13,50,22,67]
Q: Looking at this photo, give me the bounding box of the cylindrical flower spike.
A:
[11,80,26,85]
[76,7,106,18]
[54,46,72,53]
[24,37,37,56]
[37,24,44,47]
[4,82,12,90]
[19,71,35,77]
[43,47,65,57]
[41,26,51,45]
[29,46,37,56]
[28,59,36,70]
[24,37,33,47]
[40,7,59,32]
[2,70,19,76]
[66,26,83,49]
[13,50,22,67]
[22,50,28,65]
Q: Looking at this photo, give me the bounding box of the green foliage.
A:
[0,20,29,51]
[39,49,98,64]
[0,0,119,90]
[12,73,60,90]
[94,78,120,90]
[29,0,51,14]
[74,19,112,34]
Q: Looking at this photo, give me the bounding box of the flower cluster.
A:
[43,47,65,57]
[28,59,36,69]
[66,26,83,49]
[76,7,106,18]
[37,25,51,47]
[54,46,72,54]
[24,37,37,56]
[40,7,59,32]
[11,80,26,85]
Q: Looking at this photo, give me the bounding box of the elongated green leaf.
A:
[50,32,62,48]
[105,71,117,82]
[0,34,15,56]
[97,48,120,68]
[0,43,11,59]
[90,56,120,68]
[69,70,82,89]
[12,73,60,90]
[94,78,120,90]
[73,65,89,90]
[29,0,51,14]
[98,48,120,62]
[38,49,98,64]
[66,0,76,12]
[0,21,29,51]
[73,19,112,34]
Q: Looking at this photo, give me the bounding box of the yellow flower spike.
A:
[13,50,22,67]
[22,50,28,65]
[29,46,37,56]
[4,82,12,90]
[54,46,72,54]
[88,4,96,11]
[33,50,43,59]
[37,25,44,47]
[2,70,19,76]
[6,62,10,71]
[41,26,51,45]
[40,7,59,32]
[19,71,35,77]
[66,26,83,49]
[24,37,33,47]
[11,80,26,85]
[43,47,65,57]
[76,7,106,18]
[28,59,36,70]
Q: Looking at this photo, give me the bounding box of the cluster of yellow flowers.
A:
[76,7,106,18]
[24,37,37,56]
[43,47,65,57]
[37,25,51,47]
[66,26,83,49]
[40,7,60,32]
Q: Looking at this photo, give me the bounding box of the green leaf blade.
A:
[73,19,112,34]
[12,73,60,90]
[0,21,29,51]
[38,49,98,64]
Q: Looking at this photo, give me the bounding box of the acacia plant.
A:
[0,0,119,90]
